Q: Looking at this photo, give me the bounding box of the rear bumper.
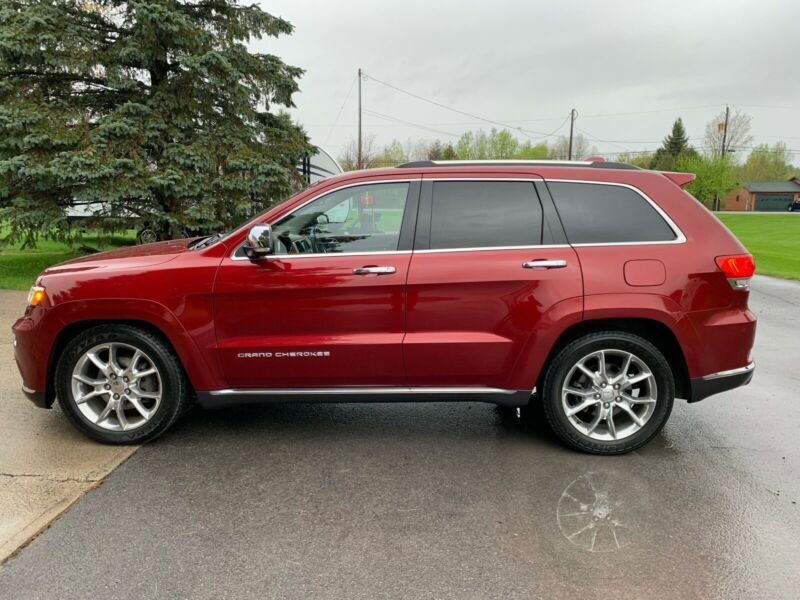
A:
[689,362,754,403]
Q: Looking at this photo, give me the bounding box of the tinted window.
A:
[271,182,409,254]
[429,182,542,249]
[548,182,676,244]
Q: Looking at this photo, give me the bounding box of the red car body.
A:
[13,162,756,413]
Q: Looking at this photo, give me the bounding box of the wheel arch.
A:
[537,318,691,401]
[44,306,220,407]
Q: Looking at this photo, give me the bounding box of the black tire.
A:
[136,228,159,245]
[55,324,190,444]
[540,331,674,455]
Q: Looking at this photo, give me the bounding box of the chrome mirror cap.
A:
[244,224,274,258]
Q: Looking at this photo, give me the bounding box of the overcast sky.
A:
[252,0,800,165]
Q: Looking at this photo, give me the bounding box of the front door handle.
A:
[352,266,396,275]
[522,259,568,269]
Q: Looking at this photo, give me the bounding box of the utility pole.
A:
[568,108,576,160]
[720,104,730,158]
[357,68,362,169]
[715,105,730,211]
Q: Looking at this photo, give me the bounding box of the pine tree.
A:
[651,118,696,171]
[664,118,690,155]
[0,0,311,247]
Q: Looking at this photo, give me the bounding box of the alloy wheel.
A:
[561,349,657,442]
[71,342,163,431]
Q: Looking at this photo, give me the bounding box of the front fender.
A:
[45,298,224,396]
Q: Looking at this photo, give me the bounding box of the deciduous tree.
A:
[704,108,753,157]
[738,143,797,182]
[676,154,738,209]
[548,134,590,160]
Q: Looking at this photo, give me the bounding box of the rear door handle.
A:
[352,266,396,275]
[522,259,568,269]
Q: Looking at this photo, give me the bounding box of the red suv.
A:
[12,160,756,454]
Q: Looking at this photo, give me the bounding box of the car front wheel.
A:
[540,331,675,454]
[55,324,190,444]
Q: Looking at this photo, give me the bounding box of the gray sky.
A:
[253,0,800,165]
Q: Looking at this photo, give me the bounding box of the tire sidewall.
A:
[542,332,675,454]
[55,326,185,444]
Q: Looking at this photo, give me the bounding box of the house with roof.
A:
[723,177,800,211]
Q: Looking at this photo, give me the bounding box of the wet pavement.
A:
[0,291,136,563]
[0,275,798,599]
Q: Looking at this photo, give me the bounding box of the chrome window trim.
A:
[231,249,412,261]
[230,178,417,260]
[230,176,686,260]
[414,244,570,255]
[544,178,687,246]
[701,362,755,381]
[208,386,519,396]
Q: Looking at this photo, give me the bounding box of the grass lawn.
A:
[0,230,135,290]
[717,214,800,281]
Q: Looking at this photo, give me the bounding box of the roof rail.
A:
[396,159,639,170]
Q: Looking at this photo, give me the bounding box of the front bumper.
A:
[689,362,754,403]
[12,305,57,409]
[21,385,47,408]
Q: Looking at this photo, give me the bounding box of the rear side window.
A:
[548,182,677,244]
[429,181,542,249]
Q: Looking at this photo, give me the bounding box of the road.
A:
[0,276,798,599]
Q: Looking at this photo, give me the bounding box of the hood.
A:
[43,239,192,276]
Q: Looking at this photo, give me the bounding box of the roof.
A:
[744,181,800,193]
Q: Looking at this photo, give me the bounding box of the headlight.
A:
[27,285,47,307]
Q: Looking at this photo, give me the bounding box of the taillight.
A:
[715,254,755,289]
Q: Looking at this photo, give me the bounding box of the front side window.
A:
[271,182,409,254]
[548,182,677,244]
[429,181,543,249]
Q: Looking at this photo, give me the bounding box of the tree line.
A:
[340,109,798,209]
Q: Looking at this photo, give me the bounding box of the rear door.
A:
[404,175,583,391]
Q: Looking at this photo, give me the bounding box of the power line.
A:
[323,74,358,146]
[363,108,461,138]
[362,72,569,140]
[577,104,722,119]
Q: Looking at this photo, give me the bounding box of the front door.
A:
[213,179,420,388]
[404,176,583,391]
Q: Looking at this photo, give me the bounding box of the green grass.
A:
[717,214,800,280]
[0,230,135,290]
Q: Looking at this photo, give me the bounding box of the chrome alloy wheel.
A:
[561,349,657,442]
[71,342,163,432]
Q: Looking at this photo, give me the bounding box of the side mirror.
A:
[244,224,274,258]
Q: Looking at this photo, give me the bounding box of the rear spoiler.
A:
[661,171,696,187]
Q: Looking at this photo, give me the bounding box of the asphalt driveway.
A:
[0,276,798,599]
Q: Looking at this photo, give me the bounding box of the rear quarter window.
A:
[548,181,677,244]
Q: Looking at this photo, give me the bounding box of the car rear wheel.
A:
[55,324,190,444]
[540,331,674,454]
